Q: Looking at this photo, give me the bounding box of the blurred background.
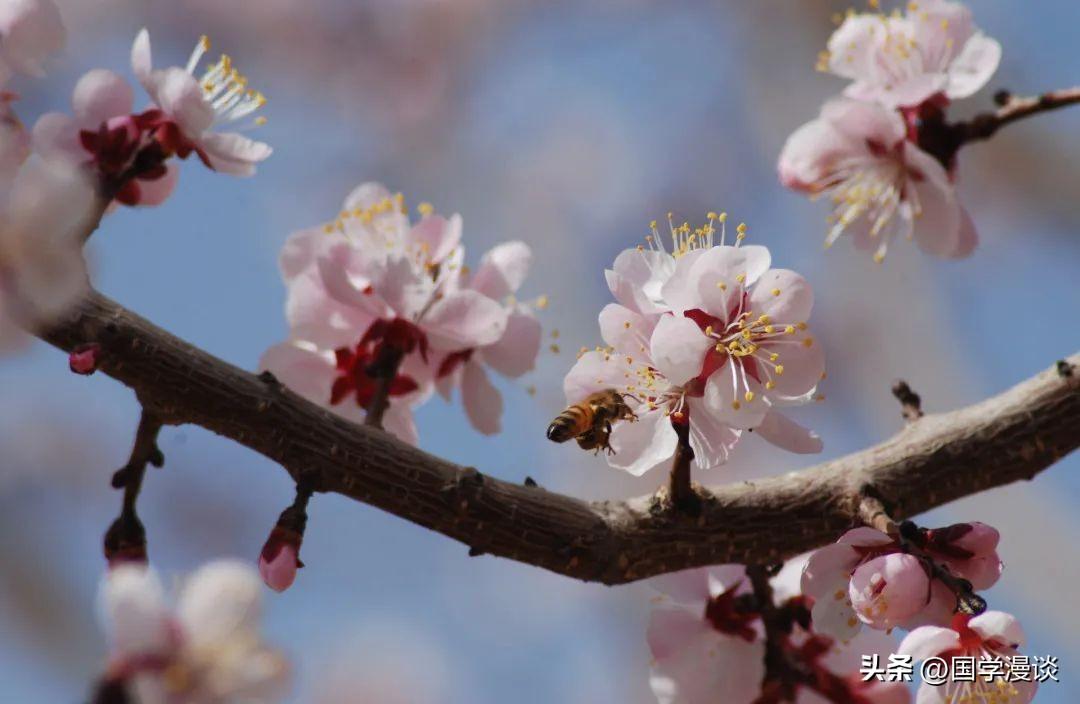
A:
[1,0,1078,701]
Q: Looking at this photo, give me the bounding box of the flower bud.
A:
[258,526,303,593]
[849,553,929,630]
[69,342,101,375]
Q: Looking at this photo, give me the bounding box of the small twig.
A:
[364,347,404,429]
[668,423,699,514]
[956,86,1080,145]
[857,493,898,536]
[890,380,923,423]
[104,409,164,564]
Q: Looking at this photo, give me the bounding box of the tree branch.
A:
[957,87,1080,145]
[39,291,1080,585]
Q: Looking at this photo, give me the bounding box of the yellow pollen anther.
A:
[775,365,785,375]
[770,353,779,362]
[771,288,781,297]
[707,211,718,220]
[551,329,560,339]
[417,202,434,217]
[736,273,746,284]
[765,381,776,390]
[744,391,755,402]
[731,401,741,410]
[623,321,631,329]
[803,337,814,348]
[536,295,549,309]
[716,281,727,291]
[764,325,775,334]
[785,325,796,335]
[704,325,714,336]
[736,223,747,234]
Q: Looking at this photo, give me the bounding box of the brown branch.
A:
[668,423,699,514]
[363,346,403,428]
[956,87,1080,145]
[39,291,1080,585]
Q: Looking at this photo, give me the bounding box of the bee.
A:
[546,389,636,455]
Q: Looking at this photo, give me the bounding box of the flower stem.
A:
[960,86,1080,144]
[364,347,405,429]
[668,423,698,513]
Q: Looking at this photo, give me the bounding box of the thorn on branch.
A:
[891,379,923,422]
[523,476,539,488]
[1057,359,1074,378]
[467,546,486,557]
[992,89,1012,107]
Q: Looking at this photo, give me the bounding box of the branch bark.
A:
[40,291,1080,585]
[956,87,1080,145]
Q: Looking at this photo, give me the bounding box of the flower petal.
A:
[154,67,214,136]
[754,409,822,454]
[646,606,710,661]
[946,33,1001,100]
[72,69,134,127]
[462,360,502,435]
[748,269,813,324]
[801,544,859,600]
[685,397,740,470]
[598,302,656,357]
[897,625,960,661]
[177,559,263,648]
[906,146,962,258]
[562,349,630,404]
[480,306,541,378]
[969,610,1025,649]
[649,314,710,386]
[199,132,273,176]
[470,240,531,300]
[130,28,153,87]
[134,162,178,207]
[98,565,173,658]
[607,408,678,477]
[423,288,509,351]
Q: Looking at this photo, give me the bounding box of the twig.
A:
[668,423,699,514]
[956,87,1080,145]
[39,291,1080,585]
[103,409,164,564]
[890,380,923,423]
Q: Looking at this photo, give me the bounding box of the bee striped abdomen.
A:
[546,405,593,442]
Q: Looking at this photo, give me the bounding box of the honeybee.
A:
[546,389,636,455]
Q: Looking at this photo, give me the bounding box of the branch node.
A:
[891,379,924,422]
[523,476,539,488]
[992,89,1012,106]
[1057,359,1074,378]
[258,370,281,387]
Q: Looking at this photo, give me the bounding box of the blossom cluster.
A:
[646,559,910,704]
[99,560,290,704]
[0,1,273,353]
[560,217,824,474]
[778,0,1001,262]
[260,182,542,443]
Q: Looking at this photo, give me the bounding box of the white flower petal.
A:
[607,408,678,477]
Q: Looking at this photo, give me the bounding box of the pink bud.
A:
[69,343,101,374]
[258,527,302,593]
[849,553,929,630]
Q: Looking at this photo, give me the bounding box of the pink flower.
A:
[801,527,956,640]
[435,241,542,435]
[130,29,271,175]
[779,98,975,262]
[563,221,824,472]
[0,94,29,185]
[921,521,1002,590]
[32,68,179,206]
[263,183,516,444]
[0,157,96,352]
[646,559,912,704]
[823,0,1001,109]
[898,612,1037,704]
[660,241,825,454]
[259,338,425,445]
[100,561,290,703]
[646,565,766,704]
[0,0,65,85]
